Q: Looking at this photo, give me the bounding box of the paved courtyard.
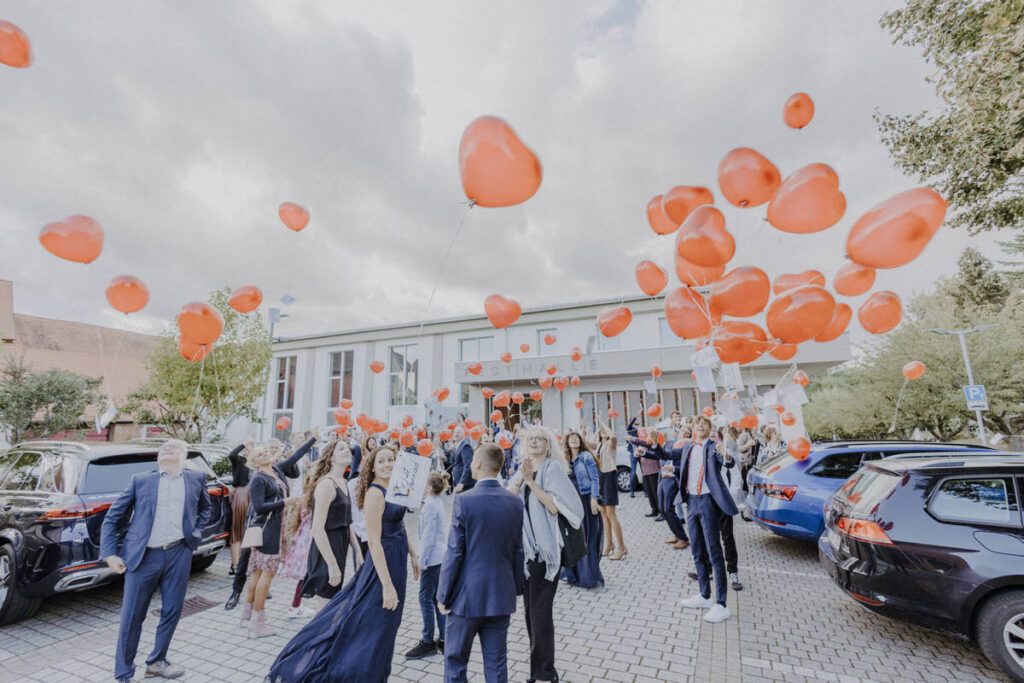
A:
[0,494,1010,683]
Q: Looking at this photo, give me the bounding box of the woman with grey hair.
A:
[507,425,583,683]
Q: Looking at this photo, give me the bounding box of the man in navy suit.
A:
[438,443,525,683]
[677,416,737,624]
[451,430,477,493]
[101,440,212,682]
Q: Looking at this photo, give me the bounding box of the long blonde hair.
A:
[521,425,568,474]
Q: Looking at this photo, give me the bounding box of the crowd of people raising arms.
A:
[101,406,784,682]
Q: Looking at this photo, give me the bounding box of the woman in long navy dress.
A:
[560,431,604,588]
[267,446,420,683]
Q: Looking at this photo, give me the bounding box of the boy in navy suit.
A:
[438,443,525,682]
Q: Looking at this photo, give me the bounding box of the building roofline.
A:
[275,293,656,345]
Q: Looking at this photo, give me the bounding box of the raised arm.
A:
[277,437,316,478]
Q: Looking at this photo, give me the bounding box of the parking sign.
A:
[963,385,988,411]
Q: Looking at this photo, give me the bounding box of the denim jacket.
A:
[569,451,602,502]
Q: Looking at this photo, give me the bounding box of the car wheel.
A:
[976,589,1024,682]
[190,553,218,574]
[0,543,42,626]
[616,466,633,493]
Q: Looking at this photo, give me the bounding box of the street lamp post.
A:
[925,324,995,445]
[260,298,293,440]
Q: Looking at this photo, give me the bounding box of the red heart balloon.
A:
[369,360,385,374]
[772,270,826,296]
[500,352,513,364]
[279,202,310,231]
[493,391,511,408]
[545,364,557,376]
[417,439,433,457]
[846,188,947,269]
[481,387,495,399]
[570,347,583,362]
[709,266,771,319]
[676,206,735,267]
[229,285,263,314]
[664,286,712,340]
[39,215,104,264]
[519,344,531,353]
[433,387,450,402]
[718,148,781,208]
[538,376,552,390]
[662,186,714,225]
[646,194,677,235]
[713,321,768,365]
[459,116,542,208]
[178,337,211,363]
[106,276,149,314]
[766,285,835,344]
[814,303,852,342]
[833,262,876,297]
[768,341,798,361]
[467,362,483,376]
[0,21,32,68]
[530,389,544,401]
[674,254,725,287]
[636,260,668,297]
[858,291,902,334]
[554,377,569,392]
[767,163,845,234]
[783,92,815,129]
[512,392,525,405]
[574,399,584,409]
[597,306,632,338]
[484,294,522,329]
[543,334,557,346]
[570,376,580,386]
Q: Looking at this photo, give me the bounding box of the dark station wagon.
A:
[0,441,231,625]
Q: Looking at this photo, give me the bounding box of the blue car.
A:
[747,440,995,543]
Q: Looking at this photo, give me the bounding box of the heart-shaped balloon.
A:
[543,334,557,346]
[545,363,557,376]
[574,399,584,409]
[519,343,531,354]
[530,389,544,401]
[481,387,495,399]
[713,321,768,365]
[740,414,759,429]
[902,361,926,381]
[229,285,263,314]
[676,206,735,267]
[767,163,845,234]
[570,376,580,386]
[772,270,826,295]
[334,409,351,427]
[484,294,521,329]
[674,254,725,287]
[275,416,292,431]
[417,439,433,457]
[494,391,511,408]
[369,360,385,374]
[538,376,552,390]
[608,408,620,418]
[570,347,583,362]
[178,302,224,346]
[647,403,663,418]
[709,266,770,318]
[401,415,414,428]
[554,377,569,392]
[858,291,902,334]
[794,370,811,387]
[781,411,796,426]
[664,286,712,340]
[433,387,450,402]
[833,262,876,297]
[340,399,354,410]
[768,341,798,361]
[39,215,104,264]
[646,194,678,235]
[500,352,513,364]
[783,92,814,129]
[106,276,149,314]
[662,186,714,225]
[279,202,310,231]
[0,21,32,68]
[718,147,781,208]
[512,392,525,405]
[490,410,503,424]
[467,362,483,376]
[597,306,633,338]
[459,116,542,207]
[814,303,852,342]
[766,285,835,344]
[400,431,415,448]
[636,260,668,297]
[651,366,663,378]
[846,188,947,269]
[498,435,513,449]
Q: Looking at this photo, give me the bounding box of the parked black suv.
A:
[819,453,1024,681]
[0,442,231,626]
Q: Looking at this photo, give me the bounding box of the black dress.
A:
[303,480,353,599]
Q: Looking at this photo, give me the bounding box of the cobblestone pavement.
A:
[0,494,1010,683]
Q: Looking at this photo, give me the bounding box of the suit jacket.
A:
[348,443,362,480]
[453,439,476,490]
[100,469,212,571]
[437,479,525,618]
[678,439,738,516]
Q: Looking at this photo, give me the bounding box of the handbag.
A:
[558,513,587,568]
[240,525,263,549]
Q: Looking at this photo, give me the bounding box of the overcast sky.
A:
[0,0,1007,341]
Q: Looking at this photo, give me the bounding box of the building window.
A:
[595,326,620,352]
[658,317,685,346]
[537,328,558,355]
[272,355,297,439]
[389,344,419,406]
[326,350,354,423]
[458,336,494,362]
[458,337,493,403]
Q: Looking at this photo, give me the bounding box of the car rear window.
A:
[929,478,1021,527]
[807,453,865,479]
[79,453,215,494]
[835,467,900,513]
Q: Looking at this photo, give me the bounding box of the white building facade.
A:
[258,295,852,441]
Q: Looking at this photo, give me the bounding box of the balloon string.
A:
[190,354,207,429]
[889,378,909,434]
[211,348,224,427]
[417,204,473,342]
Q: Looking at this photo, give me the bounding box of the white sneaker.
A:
[679,594,715,609]
[704,603,731,623]
[286,605,315,619]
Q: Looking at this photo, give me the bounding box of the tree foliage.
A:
[0,356,102,444]
[877,0,1024,233]
[805,249,1024,441]
[123,288,272,443]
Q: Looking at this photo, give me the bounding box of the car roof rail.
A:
[14,440,91,451]
[818,440,992,450]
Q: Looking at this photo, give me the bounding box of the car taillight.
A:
[756,484,797,501]
[41,502,112,520]
[207,485,228,497]
[836,517,893,545]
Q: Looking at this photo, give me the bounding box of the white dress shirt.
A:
[687,439,710,496]
[147,471,186,548]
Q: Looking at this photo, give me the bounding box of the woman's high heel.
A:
[610,548,629,561]
[602,545,615,557]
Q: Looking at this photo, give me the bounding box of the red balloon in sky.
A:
[459,116,542,207]
[718,147,781,208]
[0,21,32,68]
[846,188,947,269]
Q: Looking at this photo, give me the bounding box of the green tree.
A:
[947,247,1010,318]
[0,356,102,444]
[123,288,272,443]
[876,0,1024,234]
